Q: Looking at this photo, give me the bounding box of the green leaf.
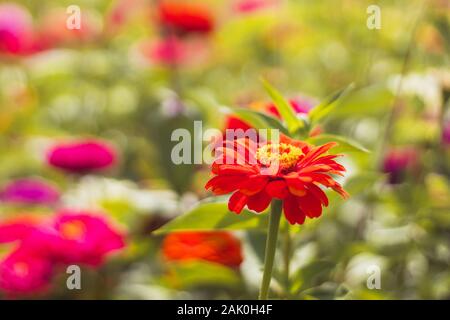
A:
[163,261,241,289]
[292,260,335,294]
[261,78,304,134]
[307,134,370,153]
[232,108,290,136]
[308,83,355,124]
[155,202,268,234]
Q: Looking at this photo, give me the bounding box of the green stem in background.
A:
[375,0,426,168]
[259,199,282,300]
[283,222,291,296]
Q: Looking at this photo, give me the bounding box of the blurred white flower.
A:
[62,175,179,215]
[388,72,442,109]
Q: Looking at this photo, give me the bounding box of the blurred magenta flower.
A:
[0,216,42,244]
[162,231,243,268]
[47,140,117,173]
[383,147,419,184]
[0,3,36,56]
[141,36,186,65]
[46,210,126,266]
[0,211,125,297]
[442,121,450,146]
[0,178,60,205]
[0,246,53,297]
[157,1,214,35]
[233,0,278,13]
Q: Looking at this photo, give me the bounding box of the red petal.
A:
[283,195,305,225]
[284,175,307,196]
[265,180,289,199]
[228,191,248,214]
[239,175,268,196]
[247,190,272,212]
[297,192,323,218]
[214,164,258,175]
[205,175,247,195]
[307,183,329,207]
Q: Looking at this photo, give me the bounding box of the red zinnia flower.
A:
[47,139,117,173]
[206,135,348,225]
[157,1,214,35]
[162,231,243,268]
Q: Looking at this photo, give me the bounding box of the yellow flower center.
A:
[60,221,86,240]
[256,143,302,170]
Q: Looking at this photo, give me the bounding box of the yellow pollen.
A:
[60,221,86,240]
[256,143,302,170]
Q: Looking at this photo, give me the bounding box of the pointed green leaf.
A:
[307,134,370,153]
[232,108,289,135]
[261,78,304,134]
[309,83,355,124]
[155,202,268,234]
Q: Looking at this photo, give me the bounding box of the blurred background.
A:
[0,0,449,299]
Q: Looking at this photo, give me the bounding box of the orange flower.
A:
[162,231,243,268]
[206,135,348,225]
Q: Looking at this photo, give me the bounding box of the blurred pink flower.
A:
[35,8,101,49]
[0,178,60,205]
[442,121,450,146]
[233,0,278,13]
[47,140,117,173]
[383,147,419,184]
[141,36,186,65]
[0,216,42,244]
[0,3,36,56]
[46,210,126,266]
[266,98,315,118]
[0,246,53,296]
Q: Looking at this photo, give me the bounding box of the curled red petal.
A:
[228,191,248,214]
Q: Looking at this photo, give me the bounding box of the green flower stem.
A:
[259,199,282,300]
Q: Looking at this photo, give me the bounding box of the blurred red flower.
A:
[47,140,117,173]
[162,231,243,268]
[0,3,36,56]
[158,1,214,35]
[206,134,348,225]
